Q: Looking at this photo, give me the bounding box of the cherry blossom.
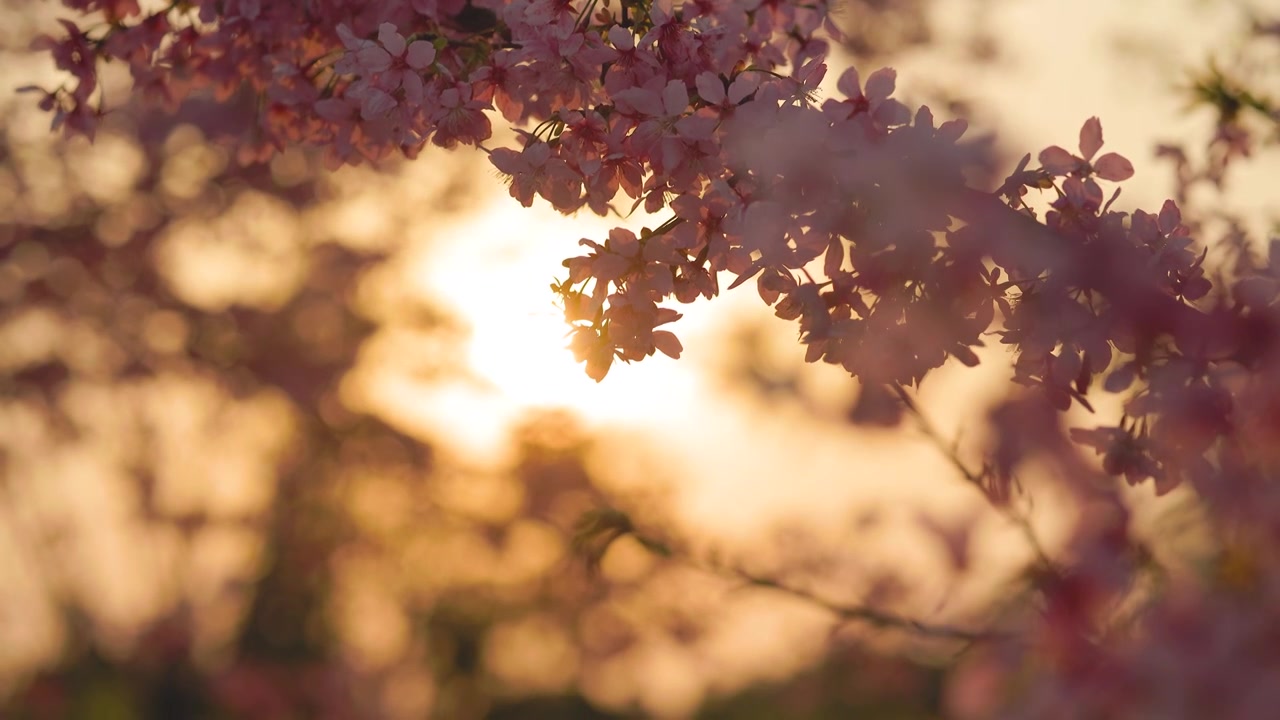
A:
[826,66,911,130]
[490,138,582,210]
[1039,116,1136,182]
[25,3,1280,716]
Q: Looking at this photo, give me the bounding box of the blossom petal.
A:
[607,24,635,51]
[593,253,631,281]
[695,72,725,105]
[336,23,366,51]
[661,79,689,116]
[727,74,760,104]
[402,71,425,104]
[1039,145,1079,175]
[1079,116,1104,160]
[1158,199,1182,234]
[377,23,406,57]
[359,88,396,120]
[524,141,551,166]
[406,40,436,69]
[864,67,896,104]
[836,66,861,99]
[608,228,640,257]
[914,105,935,131]
[1092,152,1133,182]
[675,114,716,141]
[653,330,682,359]
[798,59,827,88]
[314,98,353,122]
[612,87,664,117]
[873,99,910,127]
[355,45,392,73]
[488,147,524,175]
[938,118,968,143]
[584,353,612,382]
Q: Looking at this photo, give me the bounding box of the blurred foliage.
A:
[835,0,933,60]
[696,644,944,720]
[1168,7,1280,193]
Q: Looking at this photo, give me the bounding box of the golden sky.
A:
[0,0,1277,715]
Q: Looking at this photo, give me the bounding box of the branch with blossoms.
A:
[26,0,1280,714]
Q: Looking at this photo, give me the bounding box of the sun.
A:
[407,197,679,426]
[464,299,612,412]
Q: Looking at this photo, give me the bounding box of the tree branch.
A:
[572,508,1004,643]
[727,567,1004,642]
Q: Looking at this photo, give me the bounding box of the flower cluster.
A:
[29,1,1280,716]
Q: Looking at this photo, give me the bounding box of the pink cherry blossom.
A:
[490,139,582,211]
[694,71,759,115]
[428,81,493,149]
[1039,116,1135,181]
[25,7,1280,717]
[827,66,911,130]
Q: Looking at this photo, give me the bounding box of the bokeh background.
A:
[1,0,1277,717]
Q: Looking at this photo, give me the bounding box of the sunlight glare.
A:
[466,302,608,409]
[409,197,690,428]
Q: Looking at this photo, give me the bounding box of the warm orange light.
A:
[404,195,696,435]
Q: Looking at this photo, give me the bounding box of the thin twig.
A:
[727,568,1002,642]
[890,383,1057,573]
[604,520,1002,643]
